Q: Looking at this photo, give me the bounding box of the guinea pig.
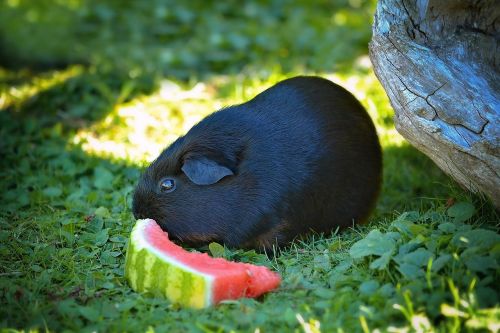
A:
[132,76,382,249]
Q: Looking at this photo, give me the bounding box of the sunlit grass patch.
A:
[0,65,83,111]
[71,81,220,163]
[70,62,402,164]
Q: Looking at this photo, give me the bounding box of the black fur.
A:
[133,76,382,249]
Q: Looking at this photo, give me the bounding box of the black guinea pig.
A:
[133,76,382,249]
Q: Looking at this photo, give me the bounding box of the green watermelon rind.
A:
[124,219,214,308]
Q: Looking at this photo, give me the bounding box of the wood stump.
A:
[369,0,500,207]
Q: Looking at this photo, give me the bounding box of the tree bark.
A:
[369,0,500,207]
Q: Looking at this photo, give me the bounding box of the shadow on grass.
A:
[376,144,460,214]
[0,97,141,328]
[0,0,377,81]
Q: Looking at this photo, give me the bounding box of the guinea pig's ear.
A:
[181,156,234,185]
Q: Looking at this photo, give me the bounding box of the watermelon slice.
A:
[124,219,281,308]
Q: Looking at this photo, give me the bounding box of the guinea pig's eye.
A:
[159,178,176,193]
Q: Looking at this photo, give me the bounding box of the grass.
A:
[1,1,499,332]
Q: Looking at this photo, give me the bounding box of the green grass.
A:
[1,1,499,332]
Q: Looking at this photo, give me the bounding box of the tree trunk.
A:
[369,0,500,207]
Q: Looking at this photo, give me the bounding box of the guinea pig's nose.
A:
[132,197,149,220]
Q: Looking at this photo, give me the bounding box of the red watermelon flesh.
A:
[126,219,281,306]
